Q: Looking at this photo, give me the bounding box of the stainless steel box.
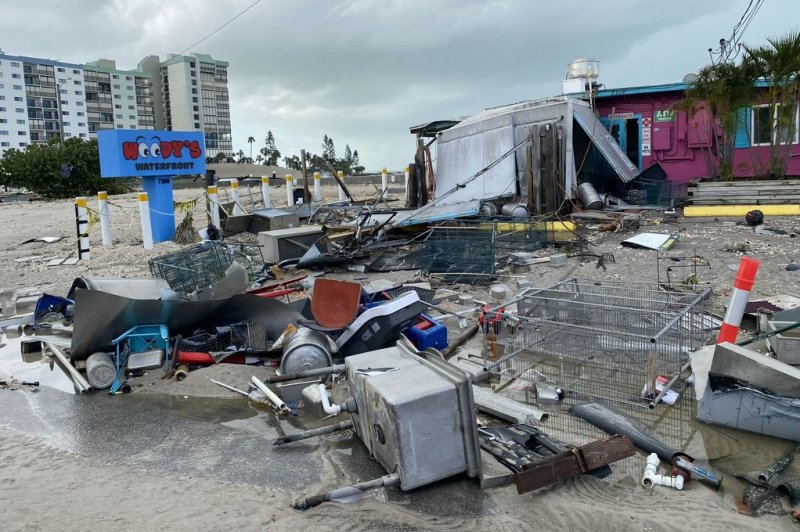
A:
[126,349,164,371]
[344,343,481,490]
[257,226,324,264]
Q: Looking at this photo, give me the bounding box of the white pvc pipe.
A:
[642,453,684,490]
[207,186,221,229]
[75,197,90,260]
[97,191,112,246]
[318,384,343,415]
[230,179,244,215]
[285,174,294,206]
[337,171,346,202]
[261,176,271,208]
[404,166,409,188]
[251,376,289,413]
[138,192,153,250]
[313,171,321,202]
[381,167,388,195]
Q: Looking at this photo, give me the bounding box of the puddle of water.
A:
[0,334,79,394]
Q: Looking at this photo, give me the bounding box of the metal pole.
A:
[230,179,245,215]
[260,176,271,208]
[285,174,294,206]
[313,171,321,202]
[273,419,354,446]
[262,364,345,384]
[292,473,400,510]
[337,170,347,202]
[47,342,92,393]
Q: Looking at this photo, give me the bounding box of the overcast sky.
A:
[1,0,796,169]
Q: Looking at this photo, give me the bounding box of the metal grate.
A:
[422,227,496,284]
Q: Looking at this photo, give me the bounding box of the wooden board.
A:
[513,435,635,494]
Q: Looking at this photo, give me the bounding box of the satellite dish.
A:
[683,73,699,83]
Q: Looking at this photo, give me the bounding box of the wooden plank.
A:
[513,435,634,494]
[691,179,800,188]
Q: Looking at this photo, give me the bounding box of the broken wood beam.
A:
[513,435,635,494]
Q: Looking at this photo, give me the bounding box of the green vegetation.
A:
[0,138,129,198]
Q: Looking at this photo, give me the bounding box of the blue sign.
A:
[98,130,206,178]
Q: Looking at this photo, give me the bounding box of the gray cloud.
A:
[1,0,795,168]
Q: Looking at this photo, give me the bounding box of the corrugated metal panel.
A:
[393,200,481,227]
[573,104,639,183]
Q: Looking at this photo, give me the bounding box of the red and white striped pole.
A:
[717,256,760,344]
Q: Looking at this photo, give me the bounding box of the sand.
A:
[1,185,800,530]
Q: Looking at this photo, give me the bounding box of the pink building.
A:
[593,82,800,185]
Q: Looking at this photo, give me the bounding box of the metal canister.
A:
[577,182,603,210]
[479,202,498,216]
[500,203,529,217]
[279,328,333,382]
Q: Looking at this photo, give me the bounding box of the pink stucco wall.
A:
[596,91,800,184]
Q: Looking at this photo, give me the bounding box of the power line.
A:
[178,0,263,56]
[709,0,765,64]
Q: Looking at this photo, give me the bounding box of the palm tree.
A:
[744,31,800,177]
[683,60,758,180]
[247,136,256,161]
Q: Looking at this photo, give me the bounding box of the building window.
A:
[79,133,86,138]
[75,90,82,95]
[193,105,198,111]
[128,105,134,110]
[0,131,7,135]
[16,119,25,124]
[73,80,81,85]
[64,132,72,137]
[72,69,80,74]
[19,142,27,147]
[113,84,120,89]
[116,124,123,129]
[192,97,198,103]
[194,122,200,128]
[126,76,132,81]
[0,119,5,123]
[0,107,4,111]
[751,104,799,145]
[12,73,20,78]
[0,142,9,146]
[76,102,83,106]
[13,84,21,90]
[78,122,85,126]
[10,61,20,67]
[115,114,122,119]
[77,112,84,116]
[60,89,67,95]
[191,79,197,86]
[127,95,134,100]
[62,111,69,116]
[18,131,26,135]
[127,86,133,90]
[114,94,121,99]
[128,115,135,119]
[60,100,68,105]
[112,74,119,79]
[15,108,23,113]
[62,121,70,126]
[115,104,122,109]
[0,96,4,100]
[13,96,22,101]
[193,114,199,120]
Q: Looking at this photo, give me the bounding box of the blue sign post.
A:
[98,130,206,244]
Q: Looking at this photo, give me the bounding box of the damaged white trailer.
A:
[397,97,638,226]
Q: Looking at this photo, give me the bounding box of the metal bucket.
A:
[500,203,529,217]
[577,182,603,210]
[279,328,333,381]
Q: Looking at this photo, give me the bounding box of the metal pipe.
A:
[263,364,345,384]
[209,378,249,396]
[648,360,691,409]
[273,419,354,446]
[738,320,800,346]
[250,376,290,414]
[292,473,400,510]
[46,343,92,394]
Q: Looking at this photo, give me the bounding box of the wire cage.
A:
[181,321,269,352]
[149,242,233,300]
[483,278,713,408]
[422,226,496,284]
